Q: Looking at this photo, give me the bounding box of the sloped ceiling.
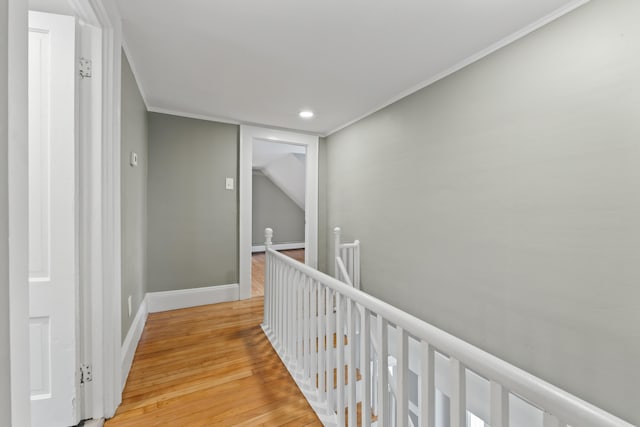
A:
[115,0,587,135]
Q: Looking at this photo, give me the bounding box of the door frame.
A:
[71,0,123,419]
[9,0,123,423]
[239,125,319,300]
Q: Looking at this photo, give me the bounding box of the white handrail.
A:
[262,228,633,427]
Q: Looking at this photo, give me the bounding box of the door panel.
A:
[28,11,78,427]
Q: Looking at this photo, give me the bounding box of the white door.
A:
[28,11,79,427]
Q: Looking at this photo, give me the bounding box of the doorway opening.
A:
[251,139,307,297]
[239,125,318,301]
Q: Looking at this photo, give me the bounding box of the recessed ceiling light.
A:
[299,110,314,119]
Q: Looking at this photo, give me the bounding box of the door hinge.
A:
[79,57,92,79]
[80,364,93,384]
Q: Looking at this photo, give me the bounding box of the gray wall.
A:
[252,172,304,245]
[0,0,11,422]
[317,137,328,273]
[324,1,640,423]
[147,112,238,292]
[121,51,148,340]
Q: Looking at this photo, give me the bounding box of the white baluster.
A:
[264,228,272,325]
[287,265,291,355]
[303,275,310,380]
[377,315,389,426]
[334,227,341,280]
[282,264,287,356]
[349,248,354,286]
[284,265,290,358]
[282,262,288,353]
[267,252,272,325]
[347,299,357,427]
[287,271,301,362]
[490,381,509,427]
[297,272,303,371]
[354,240,360,290]
[361,307,372,427]
[419,341,435,427]
[278,260,283,349]
[274,258,280,349]
[318,284,326,401]
[274,257,278,327]
[310,279,318,386]
[326,288,335,415]
[396,328,409,427]
[336,293,346,426]
[450,358,466,427]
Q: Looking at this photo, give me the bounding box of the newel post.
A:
[264,228,273,325]
[333,227,341,279]
[265,227,273,249]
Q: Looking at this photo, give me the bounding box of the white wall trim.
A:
[146,284,240,313]
[252,242,305,253]
[323,0,590,137]
[73,0,123,419]
[120,297,148,391]
[240,126,318,301]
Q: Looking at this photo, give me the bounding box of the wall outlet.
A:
[128,295,132,317]
[225,177,234,190]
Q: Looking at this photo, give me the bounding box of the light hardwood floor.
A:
[252,249,305,297]
[105,295,320,426]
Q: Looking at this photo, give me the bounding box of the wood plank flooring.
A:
[251,249,305,297]
[105,296,321,426]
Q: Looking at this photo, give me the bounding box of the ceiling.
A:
[115,0,586,135]
[253,139,305,169]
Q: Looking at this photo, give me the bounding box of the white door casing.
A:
[239,125,318,300]
[28,11,79,427]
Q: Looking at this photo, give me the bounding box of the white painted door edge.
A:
[239,125,318,301]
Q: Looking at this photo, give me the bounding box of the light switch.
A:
[130,152,138,167]
[225,177,234,190]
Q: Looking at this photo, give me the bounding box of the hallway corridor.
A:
[105,296,320,426]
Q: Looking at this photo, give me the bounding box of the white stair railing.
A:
[261,228,634,427]
[334,227,360,289]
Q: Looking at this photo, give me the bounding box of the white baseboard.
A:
[120,284,239,390]
[146,283,240,313]
[121,296,148,390]
[252,242,305,253]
